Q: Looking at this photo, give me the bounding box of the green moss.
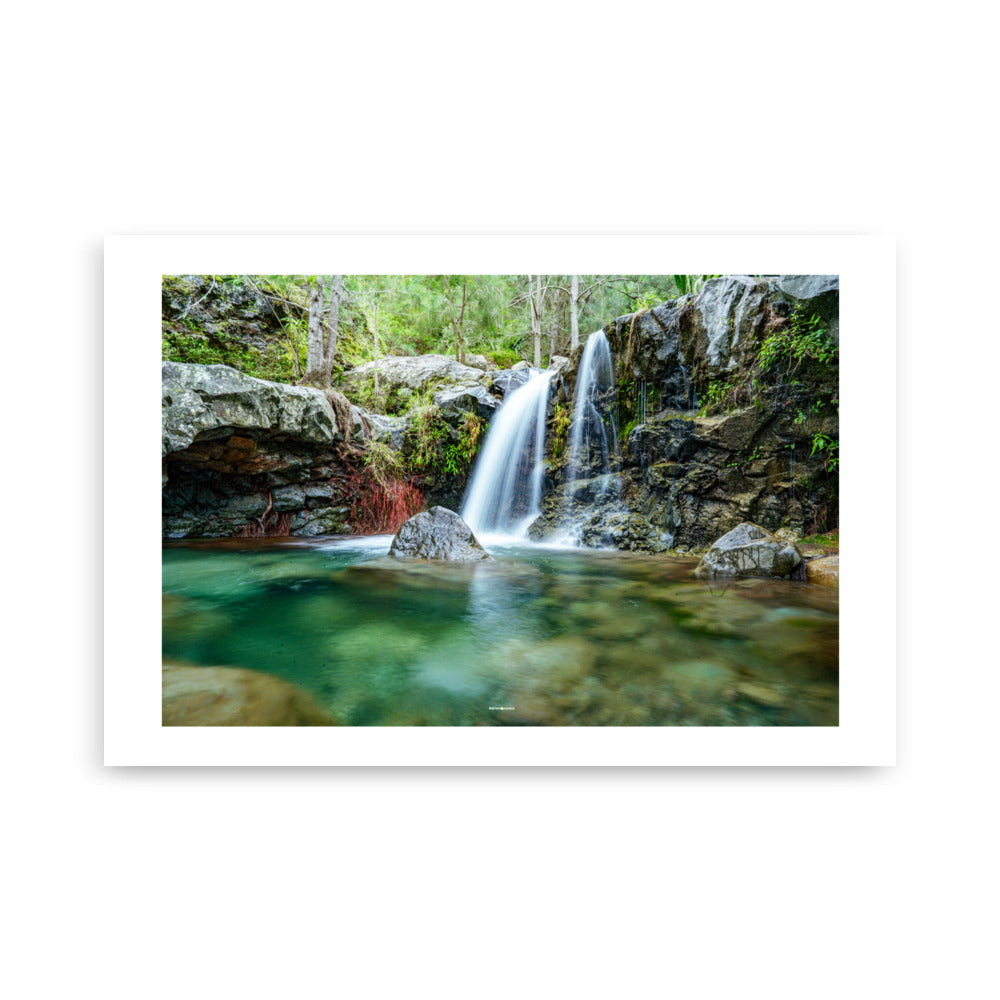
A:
[550,402,571,459]
[162,321,300,382]
[800,529,839,552]
[487,348,522,369]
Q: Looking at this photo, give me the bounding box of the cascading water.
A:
[564,330,620,501]
[461,369,554,538]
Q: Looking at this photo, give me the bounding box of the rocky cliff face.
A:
[161,275,838,549]
[537,275,839,550]
[161,357,529,539]
[161,362,363,538]
[620,405,838,548]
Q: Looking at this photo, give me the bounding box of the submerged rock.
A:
[694,522,802,579]
[388,506,491,561]
[289,507,350,537]
[162,665,335,726]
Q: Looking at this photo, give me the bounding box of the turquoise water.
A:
[162,536,838,726]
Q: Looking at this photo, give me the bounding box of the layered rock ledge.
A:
[162,362,358,538]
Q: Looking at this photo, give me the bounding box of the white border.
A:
[105,235,896,766]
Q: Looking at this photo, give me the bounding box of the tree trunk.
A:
[321,274,343,387]
[570,273,580,352]
[304,277,326,383]
[444,275,468,365]
[530,274,542,368]
[458,278,467,364]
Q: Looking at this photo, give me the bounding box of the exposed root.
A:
[323,389,355,439]
[239,493,292,538]
[337,463,424,535]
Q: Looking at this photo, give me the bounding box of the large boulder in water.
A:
[388,506,491,561]
[694,522,802,579]
[805,554,839,589]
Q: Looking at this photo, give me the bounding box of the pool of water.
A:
[162,536,838,726]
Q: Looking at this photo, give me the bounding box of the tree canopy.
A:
[162,273,706,384]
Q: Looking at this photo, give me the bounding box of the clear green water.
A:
[162,537,838,726]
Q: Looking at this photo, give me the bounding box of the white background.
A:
[4,3,996,999]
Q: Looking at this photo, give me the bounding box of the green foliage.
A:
[620,417,640,442]
[347,376,407,416]
[759,311,838,373]
[404,404,485,479]
[445,412,487,476]
[481,332,526,370]
[725,447,763,469]
[800,529,840,551]
[164,273,714,383]
[362,440,404,486]
[402,404,445,473]
[672,275,719,296]
[810,432,839,471]
[488,348,522,369]
[696,309,838,418]
[550,402,572,459]
[697,376,737,416]
[161,321,299,382]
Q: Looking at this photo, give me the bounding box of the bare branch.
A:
[179,275,217,318]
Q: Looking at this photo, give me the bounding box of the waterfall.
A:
[461,369,554,538]
[564,330,620,498]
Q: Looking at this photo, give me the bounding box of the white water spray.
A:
[461,370,554,538]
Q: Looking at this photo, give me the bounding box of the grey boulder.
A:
[388,506,491,561]
[694,522,802,579]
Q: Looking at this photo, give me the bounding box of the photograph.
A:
[160,272,840,728]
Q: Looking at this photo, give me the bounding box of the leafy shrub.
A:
[697,377,735,415]
[550,402,572,458]
[810,432,839,471]
[404,405,485,478]
[363,441,404,485]
[759,311,838,373]
[487,348,523,369]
